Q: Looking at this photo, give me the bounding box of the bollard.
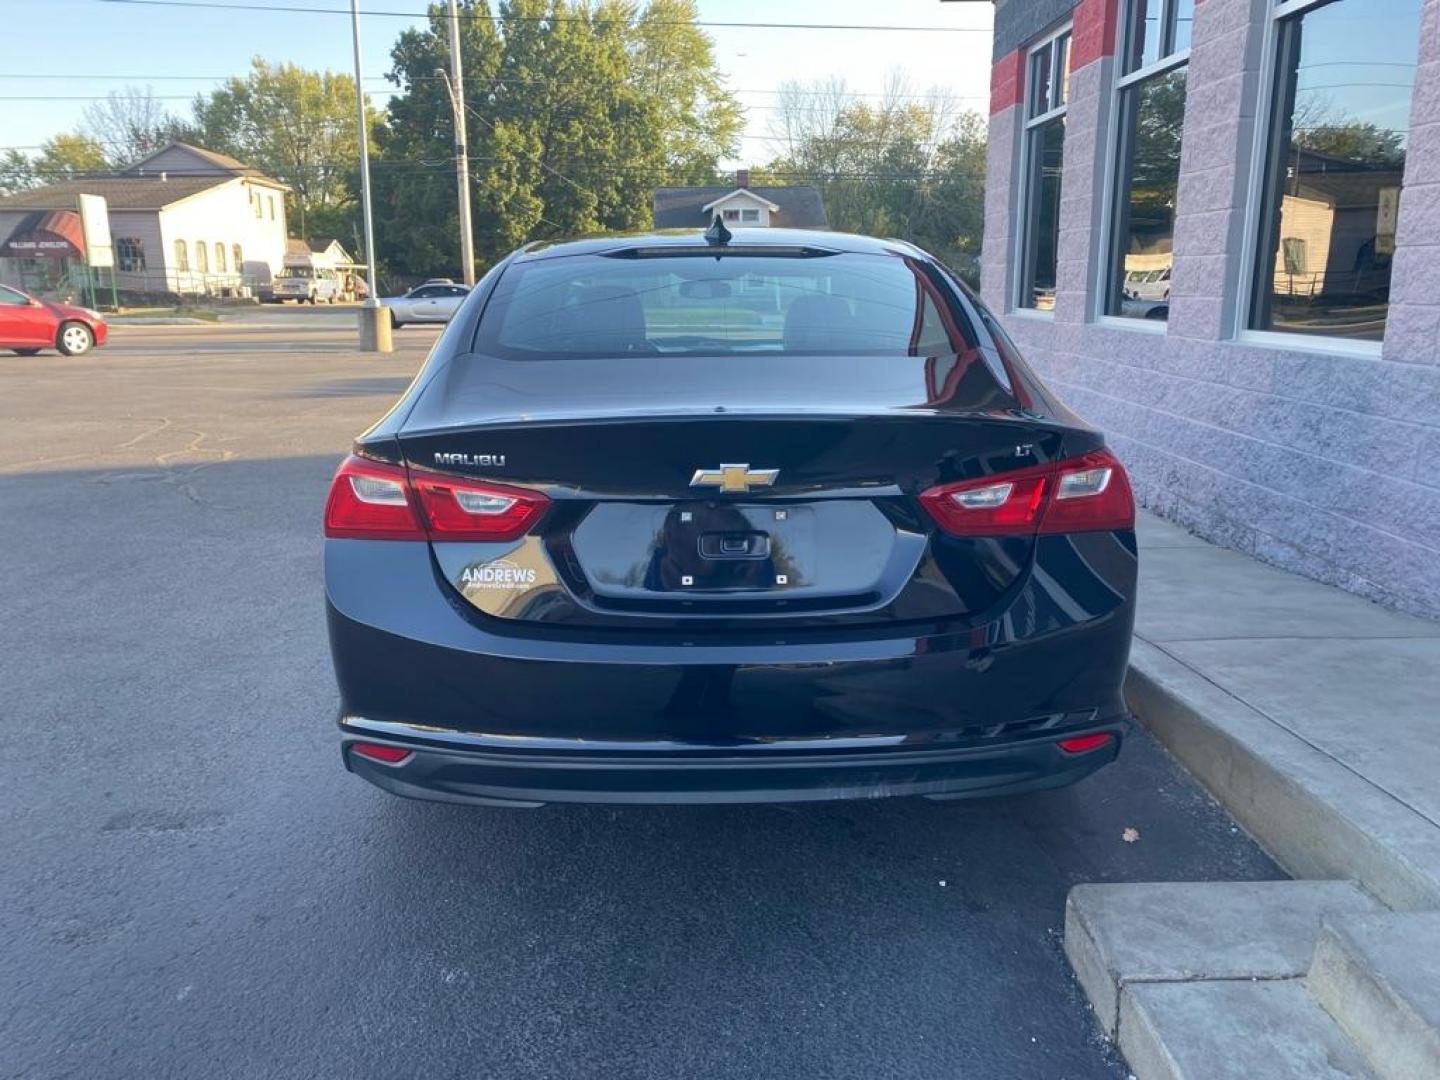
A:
[357,301,393,353]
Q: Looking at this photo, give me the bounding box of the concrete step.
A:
[1121,979,1374,1080]
[1065,880,1384,1038]
[1308,913,1440,1080]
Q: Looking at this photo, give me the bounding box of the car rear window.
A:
[475,251,974,359]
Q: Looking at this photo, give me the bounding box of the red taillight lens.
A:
[323,455,549,542]
[351,742,412,764]
[918,465,1051,536]
[1039,450,1135,534]
[324,455,425,539]
[410,472,550,541]
[919,448,1134,537]
[1057,733,1114,754]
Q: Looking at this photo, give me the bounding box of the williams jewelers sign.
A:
[1,208,87,259]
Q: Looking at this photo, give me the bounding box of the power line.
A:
[0,72,990,102]
[1,160,984,182]
[93,0,991,32]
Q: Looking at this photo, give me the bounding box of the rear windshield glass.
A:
[475,252,974,359]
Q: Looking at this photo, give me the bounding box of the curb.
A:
[108,317,215,325]
[1125,638,1440,911]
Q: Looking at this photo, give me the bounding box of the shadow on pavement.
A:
[0,456,1282,1080]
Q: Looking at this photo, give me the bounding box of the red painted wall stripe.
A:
[990,46,1026,115]
[1071,0,1123,70]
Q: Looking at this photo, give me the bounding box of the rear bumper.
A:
[325,536,1135,805]
[339,716,1126,806]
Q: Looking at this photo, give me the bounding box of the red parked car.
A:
[0,284,107,356]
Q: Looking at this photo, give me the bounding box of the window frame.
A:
[1013,21,1074,314]
[1235,0,1411,355]
[116,237,146,272]
[174,239,188,272]
[1099,0,1193,328]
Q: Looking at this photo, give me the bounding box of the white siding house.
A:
[0,142,289,297]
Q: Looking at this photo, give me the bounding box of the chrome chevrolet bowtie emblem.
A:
[689,463,780,494]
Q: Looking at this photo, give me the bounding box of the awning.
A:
[1,210,85,259]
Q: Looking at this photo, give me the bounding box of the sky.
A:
[0,0,995,168]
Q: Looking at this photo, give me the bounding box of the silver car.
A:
[380,282,470,328]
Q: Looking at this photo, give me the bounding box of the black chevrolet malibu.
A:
[324,227,1137,807]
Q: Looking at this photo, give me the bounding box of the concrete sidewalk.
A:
[1130,511,1440,910]
[1064,513,1440,1078]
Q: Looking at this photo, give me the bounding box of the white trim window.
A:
[1105,0,1192,323]
[1248,0,1423,343]
[1017,26,1072,311]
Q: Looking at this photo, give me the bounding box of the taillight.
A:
[919,448,1134,537]
[324,456,425,540]
[323,455,550,541]
[410,472,549,541]
[1040,450,1134,533]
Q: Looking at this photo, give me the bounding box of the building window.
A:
[116,237,145,271]
[1250,0,1423,342]
[722,208,740,222]
[174,239,188,272]
[195,241,208,274]
[215,242,226,273]
[741,208,760,223]
[253,192,262,219]
[1107,1,1192,322]
[233,243,243,270]
[1018,27,1071,311]
[268,195,276,221]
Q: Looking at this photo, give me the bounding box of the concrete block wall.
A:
[982,0,1440,619]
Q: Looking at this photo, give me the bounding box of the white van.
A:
[271,265,340,304]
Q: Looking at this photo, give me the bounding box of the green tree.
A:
[34,134,109,181]
[0,150,34,195]
[371,0,739,278]
[1293,120,1406,169]
[0,135,110,195]
[631,0,742,183]
[765,75,987,281]
[192,58,378,239]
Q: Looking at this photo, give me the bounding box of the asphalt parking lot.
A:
[1,318,1284,1080]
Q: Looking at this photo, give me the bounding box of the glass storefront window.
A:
[1019,29,1071,311]
[1251,0,1422,341]
[1108,1,1191,322]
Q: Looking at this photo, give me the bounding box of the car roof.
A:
[513,228,926,262]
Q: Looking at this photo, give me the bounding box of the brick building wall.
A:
[981,0,1440,617]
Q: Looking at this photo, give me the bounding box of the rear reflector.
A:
[1057,733,1114,754]
[323,454,550,541]
[351,742,413,764]
[919,448,1134,537]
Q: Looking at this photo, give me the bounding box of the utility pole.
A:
[440,0,475,286]
[350,0,391,352]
